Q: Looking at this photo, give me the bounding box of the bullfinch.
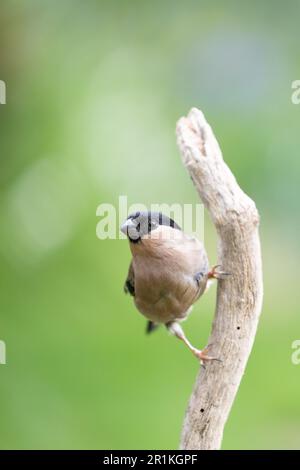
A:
[121,211,229,364]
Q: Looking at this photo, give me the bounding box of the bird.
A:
[121,211,230,364]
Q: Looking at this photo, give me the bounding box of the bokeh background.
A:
[0,0,299,450]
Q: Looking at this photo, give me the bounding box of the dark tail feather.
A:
[146,321,159,334]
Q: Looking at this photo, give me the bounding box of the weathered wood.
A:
[176,108,263,450]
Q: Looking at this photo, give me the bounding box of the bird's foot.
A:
[208,265,231,280]
[192,344,222,367]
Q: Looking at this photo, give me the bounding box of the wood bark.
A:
[176,108,263,450]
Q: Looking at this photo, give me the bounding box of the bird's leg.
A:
[208,264,231,280]
[166,321,221,365]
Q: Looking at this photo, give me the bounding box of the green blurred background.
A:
[0,0,299,450]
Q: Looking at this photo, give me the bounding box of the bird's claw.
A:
[208,265,231,280]
[193,344,222,367]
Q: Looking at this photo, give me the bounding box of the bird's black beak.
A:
[121,219,133,235]
[120,219,139,240]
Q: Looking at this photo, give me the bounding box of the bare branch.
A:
[176,108,263,450]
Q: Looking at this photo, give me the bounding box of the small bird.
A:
[121,211,229,364]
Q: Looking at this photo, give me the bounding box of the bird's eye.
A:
[148,220,157,231]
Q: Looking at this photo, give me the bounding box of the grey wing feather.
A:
[186,235,209,296]
[124,261,135,296]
